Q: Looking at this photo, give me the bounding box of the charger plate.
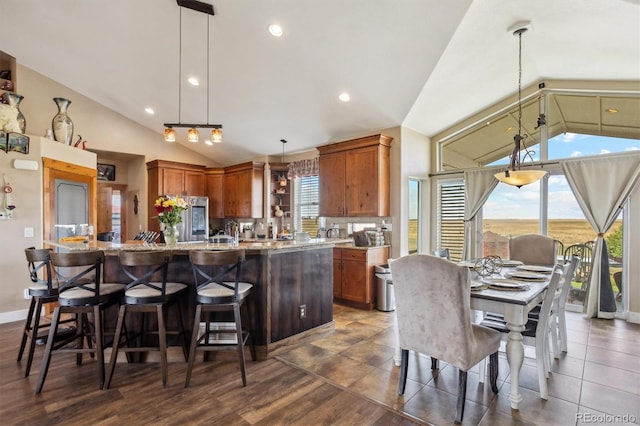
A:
[505,270,547,281]
[482,278,530,291]
[516,264,554,274]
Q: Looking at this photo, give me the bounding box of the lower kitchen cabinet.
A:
[333,246,389,310]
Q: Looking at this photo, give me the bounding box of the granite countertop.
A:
[44,238,356,252]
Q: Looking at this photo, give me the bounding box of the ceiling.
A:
[1,0,639,167]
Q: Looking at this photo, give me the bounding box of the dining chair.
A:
[35,250,125,393]
[185,249,255,388]
[390,254,501,424]
[480,265,563,400]
[564,243,592,303]
[551,255,580,355]
[104,251,189,389]
[508,234,558,266]
[18,248,74,377]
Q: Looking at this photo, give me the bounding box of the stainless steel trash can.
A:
[375,264,395,312]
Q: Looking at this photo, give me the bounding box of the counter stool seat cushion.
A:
[58,283,125,305]
[197,281,252,302]
[125,282,187,300]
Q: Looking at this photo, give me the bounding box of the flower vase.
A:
[52,97,74,145]
[163,224,179,246]
[4,92,26,133]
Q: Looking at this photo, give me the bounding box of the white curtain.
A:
[562,154,640,318]
[462,169,499,260]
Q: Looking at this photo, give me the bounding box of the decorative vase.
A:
[4,92,26,133]
[52,97,74,145]
[163,224,179,246]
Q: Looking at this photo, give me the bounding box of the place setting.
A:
[480,277,531,291]
[504,269,548,281]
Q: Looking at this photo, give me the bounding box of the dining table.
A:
[392,260,551,410]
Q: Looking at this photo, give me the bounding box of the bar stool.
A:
[18,248,73,377]
[185,249,255,388]
[35,250,125,393]
[104,251,189,389]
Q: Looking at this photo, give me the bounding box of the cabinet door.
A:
[319,152,345,216]
[163,168,185,196]
[236,170,253,218]
[345,146,379,216]
[184,170,205,196]
[341,258,368,303]
[206,173,224,218]
[224,173,239,217]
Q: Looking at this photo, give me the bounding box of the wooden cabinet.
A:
[146,160,206,232]
[333,246,389,310]
[270,162,290,218]
[317,133,392,217]
[223,161,264,218]
[205,168,224,219]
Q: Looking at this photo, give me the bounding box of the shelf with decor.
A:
[270,162,290,217]
[0,50,17,97]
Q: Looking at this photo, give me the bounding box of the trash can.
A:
[375,264,395,312]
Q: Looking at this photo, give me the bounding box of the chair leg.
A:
[104,304,127,390]
[242,298,256,361]
[24,298,44,377]
[397,349,409,395]
[76,313,85,366]
[431,357,439,371]
[157,305,168,387]
[478,357,486,383]
[536,334,549,400]
[558,312,568,353]
[18,296,37,363]
[489,352,499,394]
[176,301,189,362]
[234,303,247,386]
[550,316,560,360]
[455,370,467,424]
[35,306,61,394]
[184,304,202,388]
[94,305,106,390]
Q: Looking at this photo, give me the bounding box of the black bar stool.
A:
[185,249,255,387]
[35,250,125,393]
[104,251,189,389]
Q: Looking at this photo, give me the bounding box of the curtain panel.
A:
[287,158,319,179]
[462,169,499,260]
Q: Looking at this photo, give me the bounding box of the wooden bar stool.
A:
[35,250,125,393]
[185,249,255,388]
[18,248,74,377]
[104,251,189,389]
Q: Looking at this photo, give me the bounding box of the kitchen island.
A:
[46,238,352,360]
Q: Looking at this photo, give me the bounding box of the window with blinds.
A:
[437,180,465,261]
[295,175,319,235]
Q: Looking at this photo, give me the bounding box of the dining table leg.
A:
[505,319,526,409]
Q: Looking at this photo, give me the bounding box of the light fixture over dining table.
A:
[164,0,223,144]
[494,22,547,188]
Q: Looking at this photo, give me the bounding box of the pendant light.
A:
[163,0,223,143]
[494,24,547,188]
[279,139,288,187]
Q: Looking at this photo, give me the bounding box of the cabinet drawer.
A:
[341,249,367,262]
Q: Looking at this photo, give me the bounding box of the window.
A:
[436,180,465,261]
[408,179,420,254]
[294,175,319,236]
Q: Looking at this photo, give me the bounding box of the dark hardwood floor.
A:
[2,304,639,425]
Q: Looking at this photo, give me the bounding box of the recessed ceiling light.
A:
[188,77,199,86]
[145,107,155,115]
[605,108,619,114]
[269,24,283,37]
[205,139,213,146]
[338,92,351,102]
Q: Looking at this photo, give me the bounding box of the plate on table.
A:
[505,270,547,281]
[516,264,554,274]
[499,259,524,267]
[470,281,487,291]
[481,278,530,291]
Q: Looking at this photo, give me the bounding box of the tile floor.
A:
[277,304,640,425]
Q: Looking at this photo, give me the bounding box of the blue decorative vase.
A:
[52,97,74,145]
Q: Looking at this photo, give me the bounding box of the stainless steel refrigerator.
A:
[176,196,209,242]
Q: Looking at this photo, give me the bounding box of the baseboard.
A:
[0,309,28,324]
[626,311,640,324]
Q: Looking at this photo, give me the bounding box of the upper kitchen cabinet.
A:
[205,168,224,219]
[147,160,206,232]
[223,161,264,218]
[147,160,206,197]
[317,133,393,217]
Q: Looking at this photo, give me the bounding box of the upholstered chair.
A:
[508,234,558,266]
[390,254,501,424]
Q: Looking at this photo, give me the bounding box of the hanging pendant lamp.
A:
[494,24,547,188]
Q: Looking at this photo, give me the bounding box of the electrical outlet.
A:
[299,304,306,319]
